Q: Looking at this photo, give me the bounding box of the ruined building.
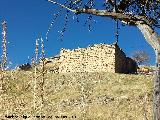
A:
[43,43,138,74]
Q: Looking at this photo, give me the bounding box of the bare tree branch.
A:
[47,1,155,26]
[48,0,77,13]
[132,50,150,65]
[48,0,160,50]
[137,22,160,51]
[76,9,153,25]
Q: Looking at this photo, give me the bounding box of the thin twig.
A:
[48,0,77,13]
[36,70,47,79]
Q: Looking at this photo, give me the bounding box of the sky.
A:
[0,0,158,68]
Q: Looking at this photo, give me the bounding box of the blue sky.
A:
[0,0,157,68]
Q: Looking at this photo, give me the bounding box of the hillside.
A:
[0,70,154,120]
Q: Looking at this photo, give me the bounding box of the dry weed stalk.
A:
[81,74,88,119]
[33,38,39,116]
[1,20,7,71]
[40,37,45,107]
[0,21,7,91]
[32,37,46,119]
[35,39,39,64]
[0,20,8,118]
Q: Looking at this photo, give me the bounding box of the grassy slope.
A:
[0,70,153,120]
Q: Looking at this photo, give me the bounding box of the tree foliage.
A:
[105,0,160,26]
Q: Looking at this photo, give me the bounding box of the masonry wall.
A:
[41,57,60,73]
[115,43,138,73]
[58,44,116,73]
[115,44,127,73]
[43,43,137,74]
[125,57,138,74]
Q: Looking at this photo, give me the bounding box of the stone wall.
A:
[44,43,137,74]
[115,43,127,73]
[17,63,32,71]
[125,57,138,74]
[41,56,60,73]
[58,43,116,73]
[115,43,138,73]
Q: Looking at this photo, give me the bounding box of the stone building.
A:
[44,43,138,74]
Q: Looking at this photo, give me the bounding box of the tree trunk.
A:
[154,50,160,120]
[137,23,160,120]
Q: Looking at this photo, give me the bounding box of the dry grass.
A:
[0,70,154,120]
